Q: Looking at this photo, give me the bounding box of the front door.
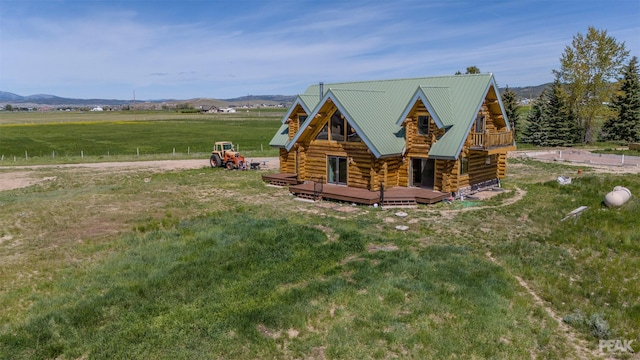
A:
[327,156,347,185]
[411,158,435,189]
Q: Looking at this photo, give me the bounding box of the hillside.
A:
[0,91,296,108]
[499,83,551,100]
[2,85,546,108]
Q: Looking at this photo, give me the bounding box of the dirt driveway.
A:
[510,149,640,174]
[1,149,638,193]
[0,157,279,192]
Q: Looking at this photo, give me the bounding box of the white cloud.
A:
[1,0,638,99]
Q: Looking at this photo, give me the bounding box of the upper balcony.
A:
[469,130,515,151]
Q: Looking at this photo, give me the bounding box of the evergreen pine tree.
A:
[602,56,640,143]
[521,93,547,146]
[522,82,578,147]
[544,79,579,146]
[501,86,519,140]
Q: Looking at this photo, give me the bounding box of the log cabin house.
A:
[264,74,516,205]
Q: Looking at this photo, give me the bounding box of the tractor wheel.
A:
[210,154,222,168]
[226,161,235,170]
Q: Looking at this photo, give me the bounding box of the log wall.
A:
[300,140,373,189]
[467,152,498,185]
[279,148,295,174]
[497,152,507,178]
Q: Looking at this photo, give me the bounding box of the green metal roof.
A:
[269,123,289,147]
[280,74,505,160]
[417,86,452,127]
[328,89,404,157]
[298,94,320,113]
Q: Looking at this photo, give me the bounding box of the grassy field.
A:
[0,156,638,358]
[0,110,283,162]
[1,111,638,358]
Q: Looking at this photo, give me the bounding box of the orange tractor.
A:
[209,141,247,170]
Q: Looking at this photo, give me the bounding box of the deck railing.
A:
[470,130,513,150]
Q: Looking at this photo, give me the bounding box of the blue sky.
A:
[1,0,639,100]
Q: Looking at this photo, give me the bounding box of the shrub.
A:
[563,310,611,339]
[588,313,611,340]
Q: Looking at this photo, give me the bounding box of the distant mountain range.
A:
[0,84,550,107]
[0,91,297,107]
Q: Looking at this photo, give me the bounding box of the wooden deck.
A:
[261,173,300,186]
[288,182,450,206]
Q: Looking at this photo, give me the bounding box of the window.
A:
[316,110,360,142]
[330,112,345,141]
[299,115,308,124]
[475,114,485,133]
[460,156,469,176]
[316,123,329,140]
[346,121,360,142]
[327,156,347,185]
[418,116,430,135]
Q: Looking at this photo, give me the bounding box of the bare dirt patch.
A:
[0,171,57,191]
[367,244,399,252]
[511,149,640,174]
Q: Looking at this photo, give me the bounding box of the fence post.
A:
[25,151,28,160]
[81,150,84,159]
[173,148,175,156]
[52,151,55,159]
[188,146,190,155]
[137,148,139,156]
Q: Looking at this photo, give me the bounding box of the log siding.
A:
[270,76,514,198]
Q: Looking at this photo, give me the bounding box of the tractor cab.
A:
[214,141,234,154]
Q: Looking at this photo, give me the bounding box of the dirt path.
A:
[0,158,279,192]
[485,251,601,360]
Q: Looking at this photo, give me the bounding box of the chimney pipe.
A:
[319,82,324,101]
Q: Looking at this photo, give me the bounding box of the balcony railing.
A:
[470,130,514,150]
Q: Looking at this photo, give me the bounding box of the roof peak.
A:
[328,88,385,93]
[311,73,492,88]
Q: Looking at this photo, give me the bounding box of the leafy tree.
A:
[554,26,629,143]
[501,86,519,140]
[455,66,481,75]
[4,104,13,111]
[601,56,640,143]
[465,66,481,74]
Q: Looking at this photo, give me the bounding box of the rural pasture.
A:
[0,112,638,359]
[0,110,282,163]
